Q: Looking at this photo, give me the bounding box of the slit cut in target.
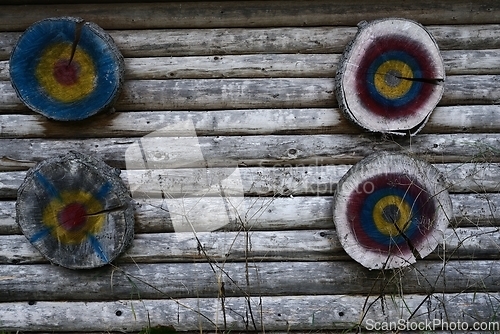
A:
[335,18,445,135]
[16,152,134,269]
[332,152,452,270]
[9,17,124,121]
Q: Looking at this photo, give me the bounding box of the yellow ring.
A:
[374,60,413,100]
[35,42,96,103]
[42,190,105,244]
[372,195,412,237]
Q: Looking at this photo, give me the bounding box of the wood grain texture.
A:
[0,1,499,30]
[0,105,499,140]
[1,293,498,332]
[2,25,500,60]
[0,1,499,332]
[1,193,499,235]
[1,76,499,112]
[1,133,499,171]
[1,226,499,264]
[1,259,500,302]
[2,50,500,81]
[1,162,499,199]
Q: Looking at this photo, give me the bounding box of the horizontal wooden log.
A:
[1,259,500,302]
[2,25,500,60]
[0,105,499,140]
[1,193,498,235]
[1,162,499,199]
[1,293,499,332]
[1,0,499,31]
[1,76,498,112]
[1,134,499,172]
[1,227,499,265]
[2,49,499,81]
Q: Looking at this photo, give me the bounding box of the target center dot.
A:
[58,202,87,231]
[53,59,80,86]
[384,70,402,87]
[382,204,401,224]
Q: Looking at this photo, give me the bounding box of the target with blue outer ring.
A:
[332,152,452,270]
[16,152,134,269]
[9,17,124,121]
[335,18,445,135]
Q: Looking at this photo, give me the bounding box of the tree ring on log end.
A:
[9,17,124,121]
[335,18,445,136]
[332,152,451,270]
[16,151,134,269]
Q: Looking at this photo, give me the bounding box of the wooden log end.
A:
[16,151,134,269]
[9,17,124,121]
[332,151,452,270]
[335,18,445,136]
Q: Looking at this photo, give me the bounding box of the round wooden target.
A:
[335,18,445,135]
[16,151,134,269]
[332,152,452,269]
[9,17,124,121]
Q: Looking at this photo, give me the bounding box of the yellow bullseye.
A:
[372,195,412,236]
[42,190,104,244]
[35,43,96,103]
[374,60,413,100]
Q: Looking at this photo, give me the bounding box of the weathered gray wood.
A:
[1,259,499,302]
[1,0,499,31]
[1,293,499,332]
[1,105,499,140]
[2,49,499,81]
[16,152,135,269]
[1,162,500,200]
[1,193,498,235]
[2,26,500,60]
[1,76,498,112]
[1,133,499,172]
[1,226,499,264]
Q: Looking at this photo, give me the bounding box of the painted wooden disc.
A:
[335,18,445,135]
[9,17,124,121]
[16,151,134,269]
[332,152,452,269]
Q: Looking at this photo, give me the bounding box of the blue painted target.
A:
[10,17,124,121]
[333,152,452,269]
[16,152,134,269]
[336,18,445,135]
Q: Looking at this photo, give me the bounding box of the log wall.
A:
[0,1,499,332]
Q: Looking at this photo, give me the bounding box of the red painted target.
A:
[16,152,134,269]
[333,152,452,269]
[335,18,445,135]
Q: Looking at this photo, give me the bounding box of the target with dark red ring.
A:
[335,18,445,135]
[9,17,124,121]
[355,36,436,117]
[332,152,452,270]
[347,173,436,253]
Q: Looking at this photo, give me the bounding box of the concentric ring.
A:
[332,152,452,269]
[16,152,134,269]
[335,18,445,135]
[10,17,124,121]
[355,36,435,117]
[347,173,436,253]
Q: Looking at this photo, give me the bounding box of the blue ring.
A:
[360,188,420,247]
[365,51,423,109]
[10,18,123,121]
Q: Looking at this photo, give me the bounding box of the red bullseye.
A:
[58,202,87,231]
[53,59,80,86]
